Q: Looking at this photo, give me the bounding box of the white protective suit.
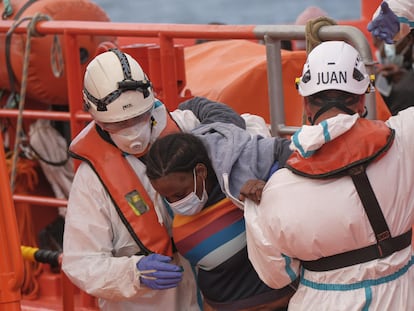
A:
[373,0,414,40]
[63,158,200,311]
[379,0,414,21]
[62,102,201,311]
[62,96,258,311]
[245,109,414,311]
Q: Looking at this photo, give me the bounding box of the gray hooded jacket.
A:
[192,122,292,205]
[178,96,292,205]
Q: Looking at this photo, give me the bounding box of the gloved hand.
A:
[239,179,266,205]
[136,253,183,290]
[367,1,400,44]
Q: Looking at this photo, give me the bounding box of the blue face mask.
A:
[168,169,208,216]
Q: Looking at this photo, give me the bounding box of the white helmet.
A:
[83,49,155,123]
[297,41,371,96]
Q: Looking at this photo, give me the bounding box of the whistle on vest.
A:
[125,190,149,216]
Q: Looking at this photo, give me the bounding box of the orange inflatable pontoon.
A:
[184,39,391,126]
[0,0,112,106]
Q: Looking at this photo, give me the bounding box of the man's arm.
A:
[244,199,300,289]
[178,96,246,128]
[62,164,149,299]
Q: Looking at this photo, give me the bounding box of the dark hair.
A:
[146,132,214,180]
[308,90,360,107]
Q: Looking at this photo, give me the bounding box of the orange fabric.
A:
[375,91,392,121]
[0,0,112,105]
[6,154,42,299]
[69,122,174,256]
[287,119,393,176]
[69,116,180,256]
[184,39,392,127]
[184,39,306,125]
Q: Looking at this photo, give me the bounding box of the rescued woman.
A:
[145,128,296,311]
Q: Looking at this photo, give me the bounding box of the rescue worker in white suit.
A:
[368,0,414,44]
[243,41,414,310]
[62,48,247,311]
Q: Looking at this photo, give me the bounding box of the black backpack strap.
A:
[302,165,412,271]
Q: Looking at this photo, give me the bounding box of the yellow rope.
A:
[301,16,338,125]
[305,16,338,54]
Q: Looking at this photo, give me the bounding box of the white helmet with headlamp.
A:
[296,41,371,97]
[83,49,155,123]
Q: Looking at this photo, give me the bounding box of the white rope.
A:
[29,119,74,217]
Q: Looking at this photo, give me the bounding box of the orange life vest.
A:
[286,118,394,177]
[286,119,413,271]
[69,115,179,256]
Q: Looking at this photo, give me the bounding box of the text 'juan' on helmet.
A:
[296,41,371,97]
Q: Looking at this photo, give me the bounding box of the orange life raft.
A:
[0,0,112,106]
[184,39,391,125]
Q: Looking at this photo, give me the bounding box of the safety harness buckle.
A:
[376,230,392,258]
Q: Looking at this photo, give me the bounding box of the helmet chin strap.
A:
[308,92,360,125]
[309,101,357,125]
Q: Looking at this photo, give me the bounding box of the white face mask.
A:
[168,169,208,216]
[110,121,151,155]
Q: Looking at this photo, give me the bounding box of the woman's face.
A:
[151,170,204,203]
[150,164,208,203]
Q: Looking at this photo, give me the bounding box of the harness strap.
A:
[350,165,392,254]
[302,229,412,271]
[302,165,412,271]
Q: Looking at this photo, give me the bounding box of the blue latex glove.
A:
[367,1,400,44]
[136,254,183,290]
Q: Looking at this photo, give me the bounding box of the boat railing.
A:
[256,24,376,136]
[0,19,376,310]
[0,20,376,136]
